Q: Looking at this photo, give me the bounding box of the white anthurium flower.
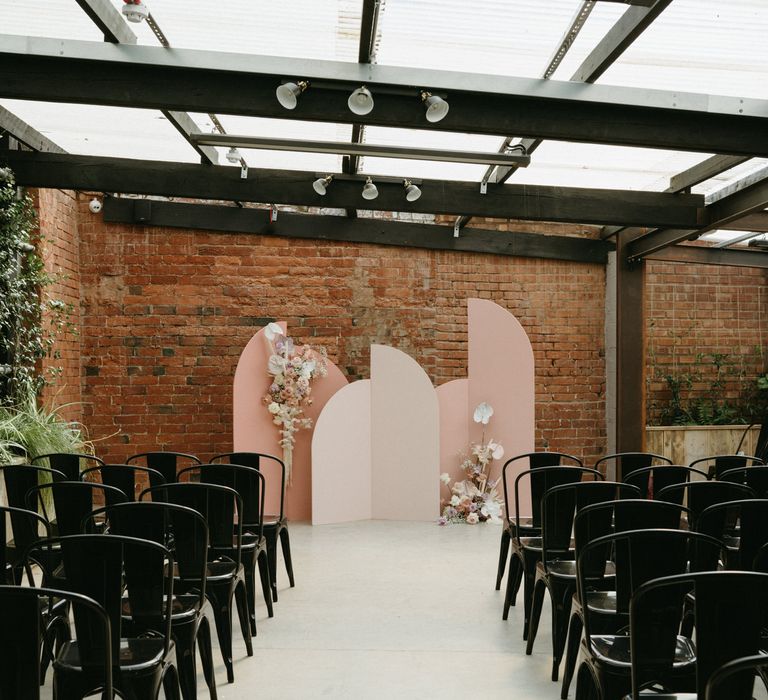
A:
[440,472,451,485]
[481,497,502,523]
[299,359,316,379]
[450,495,460,506]
[267,354,288,375]
[452,480,481,499]
[473,402,494,425]
[489,441,505,461]
[264,322,284,341]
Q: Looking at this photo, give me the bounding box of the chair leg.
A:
[241,549,258,637]
[521,548,539,641]
[162,664,183,700]
[526,577,546,655]
[503,552,523,620]
[265,527,279,602]
[496,528,511,590]
[279,526,295,588]
[551,584,574,682]
[561,612,582,699]
[173,621,198,700]
[197,616,218,700]
[258,549,274,618]
[234,579,254,657]
[206,585,235,683]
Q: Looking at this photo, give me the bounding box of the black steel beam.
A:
[719,212,768,232]
[1,35,766,156]
[102,198,614,264]
[0,107,65,153]
[627,171,768,260]
[646,244,768,269]
[0,149,706,229]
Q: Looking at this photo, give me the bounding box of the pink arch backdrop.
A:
[233,322,348,520]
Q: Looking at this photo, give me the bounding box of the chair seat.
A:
[546,559,615,579]
[122,594,199,623]
[263,515,284,528]
[56,638,173,673]
[520,536,542,550]
[622,694,696,699]
[589,634,695,667]
[206,559,241,582]
[586,590,618,614]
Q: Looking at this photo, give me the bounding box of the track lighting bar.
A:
[191,134,530,168]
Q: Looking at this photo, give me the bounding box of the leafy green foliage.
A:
[0,168,73,406]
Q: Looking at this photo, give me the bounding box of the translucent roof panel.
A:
[374,1,626,77]
[105,0,361,61]
[0,100,202,163]
[0,0,104,41]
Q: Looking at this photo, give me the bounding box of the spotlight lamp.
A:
[348,85,374,116]
[276,80,309,110]
[403,179,422,202]
[361,177,379,201]
[313,175,334,195]
[225,147,242,164]
[121,0,149,23]
[420,90,450,123]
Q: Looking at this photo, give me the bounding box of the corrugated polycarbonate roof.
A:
[0,0,767,238]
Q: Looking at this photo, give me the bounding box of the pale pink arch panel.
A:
[233,323,348,521]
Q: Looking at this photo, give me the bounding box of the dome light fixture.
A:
[420,90,450,123]
[403,179,422,202]
[225,147,242,164]
[121,0,149,23]
[348,86,374,116]
[276,80,309,110]
[361,177,379,201]
[312,175,334,195]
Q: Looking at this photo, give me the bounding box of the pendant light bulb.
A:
[361,177,379,201]
[403,179,422,202]
[421,91,450,123]
[276,80,309,110]
[313,175,333,195]
[348,86,374,116]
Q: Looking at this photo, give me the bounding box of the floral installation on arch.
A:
[262,322,328,484]
[439,402,504,525]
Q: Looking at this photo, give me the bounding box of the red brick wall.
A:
[646,259,768,424]
[36,188,82,422]
[72,211,607,465]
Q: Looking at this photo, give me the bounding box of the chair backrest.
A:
[629,571,768,699]
[697,499,768,570]
[705,654,768,700]
[211,452,285,519]
[623,465,708,500]
[90,501,209,598]
[594,452,672,481]
[24,481,128,535]
[574,499,690,579]
[0,506,51,584]
[25,534,174,665]
[0,585,112,700]
[180,463,266,540]
[540,481,640,562]
[656,481,756,529]
[81,464,166,503]
[690,454,764,481]
[577,529,722,638]
[0,465,66,510]
[720,465,768,498]
[140,482,243,567]
[126,451,201,486]
[513,465,601,533]
[31,453,104,481]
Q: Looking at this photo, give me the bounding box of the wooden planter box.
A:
[646,424,761,466]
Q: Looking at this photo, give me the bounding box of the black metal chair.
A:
[0,585,109,700]
[561,498,690,699]
[127,451,201,487]
[526,480,640,681]
[697,499,768,571]
[89,501,218,700]
[81,463,166,502]
[625,572,768,699]
[690,454,764,481]
[720,465,768,498]
[25,480,128,536]
[623,465,708,501]
[705,654,768,700]
[180,462,273,635]
[25,534,181,699]
[211,452,293,602]
[31,452,104,481]
[140,482,252,684]
[0,464,66,511]
[496,451,583,591]
[656,481,756,529]
[504,465,602,637]
[594,452,672,481]
[573,529,722,700]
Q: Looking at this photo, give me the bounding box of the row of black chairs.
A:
[0,450,295,699]
[492,450,768,699]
